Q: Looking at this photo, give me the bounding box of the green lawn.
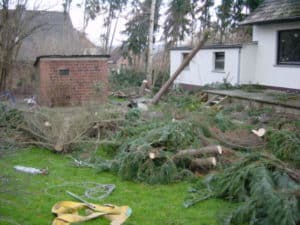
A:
[0,148,231,225]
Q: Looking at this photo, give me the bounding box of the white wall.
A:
[252,22,300,89]
[170,48,241,87]
[240,43,257,84]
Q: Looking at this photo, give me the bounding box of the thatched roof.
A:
[241,0,300,25]
[17,10,99,61]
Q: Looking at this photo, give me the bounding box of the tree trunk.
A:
[174,145,222,159]
[139,80,148,96]
[146,0,156,87]
[0,67,8,92]
[109,11,121,54]
[148,148,167,159]
[104,5,113,54]
[190,157,217,170]
[54,117,71,152]
[151,32,209,104]
[149,145,222,160]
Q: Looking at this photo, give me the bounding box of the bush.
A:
[109,69,145,91]
[0,103,23,129]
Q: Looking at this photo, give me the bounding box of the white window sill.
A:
[273,64,300,68]
[212,70,225,73]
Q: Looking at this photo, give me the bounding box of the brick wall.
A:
[38,58,108,106]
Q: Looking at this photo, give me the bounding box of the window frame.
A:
[277,29,300,66]
[214,51,225,72]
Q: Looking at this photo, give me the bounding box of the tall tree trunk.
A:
[146,0,156,87]
[151,32,209,105]
[0,67,8,92]
[109,11,121,54]
[104,5,113,54]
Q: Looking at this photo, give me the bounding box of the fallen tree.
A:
[88,119,235,184]
[151,32,209,105]
[184,153,300,225]
[149,145,222,160]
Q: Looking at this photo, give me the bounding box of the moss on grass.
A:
[0,148,230,225]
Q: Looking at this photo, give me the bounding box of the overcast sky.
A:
[26,0,221,47]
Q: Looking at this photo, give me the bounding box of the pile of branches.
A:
[266,129,300,167]
[0,103,23,129]
[0,103,24,151]
[21,104,126,152]
[93,120,231,184]
[184,153,300,225]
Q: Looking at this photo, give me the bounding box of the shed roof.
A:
[170,44,242,51]
[34,55,110,66]
[241,0,300,25]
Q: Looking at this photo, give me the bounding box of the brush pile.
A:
[21,104,126,152]
[91,119,232,184]
[266,129,300,167]
[184,154,300,225]
[0,103,24,152]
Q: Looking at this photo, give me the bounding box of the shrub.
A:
[109,69,145,91]
[0,103,23,129]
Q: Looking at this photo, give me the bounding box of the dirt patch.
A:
[211,127,265,148]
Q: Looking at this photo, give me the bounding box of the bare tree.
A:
[0,0,45,91]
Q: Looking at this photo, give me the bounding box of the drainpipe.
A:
[237,48,241,86]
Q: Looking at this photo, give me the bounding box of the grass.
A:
[0,148,231,225]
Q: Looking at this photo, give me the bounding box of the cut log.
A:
[174,145,222,159]
[139,80,148,96]
[148,148,167,160]
[54,117,71,152]
[190,157,217,170]
[251,128,266,137]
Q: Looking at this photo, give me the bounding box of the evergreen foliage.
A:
[214,111,235,132]
[164,0,194,47]
[184,154,300,225]
[196,0,214,31]
[96,119,204,184]
[266,130,300,167]
[109,69,145,90]
[0,103,23,129]
[121,0,162,56]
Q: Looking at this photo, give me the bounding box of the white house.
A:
[170,0,300,90]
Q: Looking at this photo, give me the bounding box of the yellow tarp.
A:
[52,201,132,225]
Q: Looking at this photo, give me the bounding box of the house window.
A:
[278,29,300,65]
[58,69,69,76]
[214,52,225,71]
[182,52,190,70]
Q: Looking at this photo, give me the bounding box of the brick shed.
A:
[34,55,109,106]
